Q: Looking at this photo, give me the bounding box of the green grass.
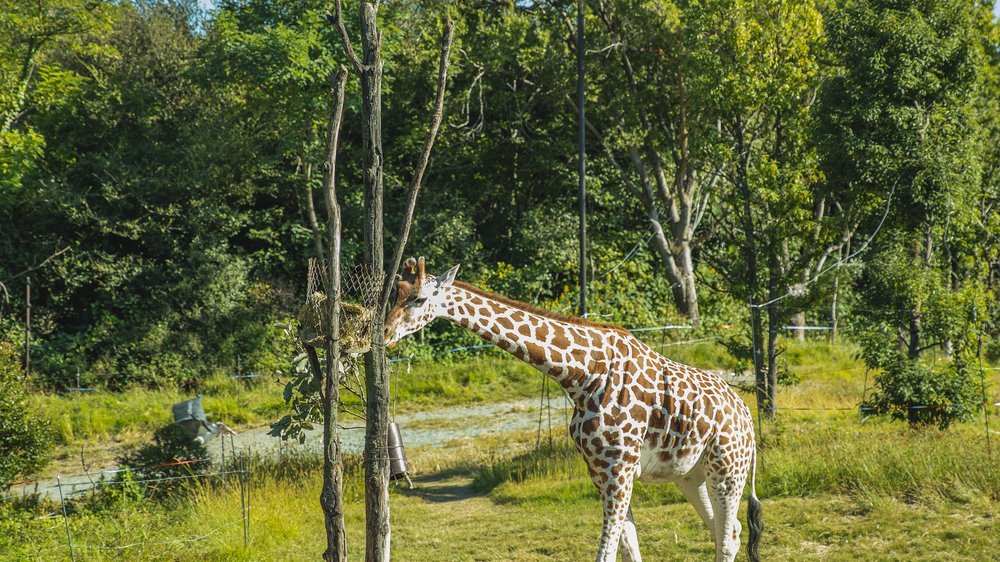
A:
[31,355,544,446]
[3,416,998,561]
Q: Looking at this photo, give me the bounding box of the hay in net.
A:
[298,261,384,355]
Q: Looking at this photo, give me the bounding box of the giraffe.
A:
[385,258,762,562]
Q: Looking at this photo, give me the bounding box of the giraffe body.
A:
[386,259,762,562]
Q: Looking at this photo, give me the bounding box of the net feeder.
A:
[387,422,412,487]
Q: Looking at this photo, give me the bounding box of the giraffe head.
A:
[385,257,459,347]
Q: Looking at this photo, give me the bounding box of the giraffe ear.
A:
[435,264,460,289]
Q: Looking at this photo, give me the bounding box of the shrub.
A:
[114,424,210,498]
[862,356,981,429]
[0,341,51,491]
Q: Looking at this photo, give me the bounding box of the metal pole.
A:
[246,449,252,544]
[577,0,587,318]
[24,276,30,381]
[239,452,248,546]
[56,475,76,561]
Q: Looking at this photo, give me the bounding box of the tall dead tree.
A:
[299,66,349,561]
[319,65,349,562]
[329,2,453,559]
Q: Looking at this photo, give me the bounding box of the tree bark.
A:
[356,5,391,561]
[319,65,349,562]
[766,255,780,421]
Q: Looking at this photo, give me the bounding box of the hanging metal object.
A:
[387,422,412,487]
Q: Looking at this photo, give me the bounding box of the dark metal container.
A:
[387,422,409,481]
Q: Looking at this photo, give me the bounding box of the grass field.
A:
[5,340,1000,560]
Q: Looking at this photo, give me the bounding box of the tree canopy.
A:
[0,0,997,427]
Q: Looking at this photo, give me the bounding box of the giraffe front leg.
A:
[619,508,642,562]
[593,460,639,562]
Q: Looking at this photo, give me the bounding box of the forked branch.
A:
[327,0,364,74]
[380,19,455,311]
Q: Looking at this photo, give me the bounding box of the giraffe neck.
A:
[441,284,613,404]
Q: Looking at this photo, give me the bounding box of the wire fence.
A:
[20,449,255,562]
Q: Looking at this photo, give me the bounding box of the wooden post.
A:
[577,0,587,318]
[24,275,30,381]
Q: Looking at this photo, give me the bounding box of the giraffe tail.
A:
[746,447,763,562]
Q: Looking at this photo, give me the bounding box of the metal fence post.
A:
[56,475,76,561]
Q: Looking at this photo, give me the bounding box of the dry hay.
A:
[297,293,373,355]
[298,261,383,356]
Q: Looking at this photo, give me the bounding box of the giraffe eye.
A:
[409,296,428,307]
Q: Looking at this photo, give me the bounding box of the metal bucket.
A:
[387,422,409,481]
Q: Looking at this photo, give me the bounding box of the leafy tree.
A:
[823,0,994,426]
[0,0,114,192]
[685,0,830,416]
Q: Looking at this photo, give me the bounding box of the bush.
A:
[0,341,50,491]
[862,356,981,429]
[114,424,210,498]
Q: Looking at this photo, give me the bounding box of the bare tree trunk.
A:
[766,256,780,421]
[734,115,769,420]
[789,271,806,342]
[355,5,392,561]
[320,65,349,562]
[830,241,845,343]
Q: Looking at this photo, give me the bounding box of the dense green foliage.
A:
[0,342,50,490]
[823,0,997,426]
[0,0,997,427]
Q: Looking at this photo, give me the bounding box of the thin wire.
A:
[591,227,655,283]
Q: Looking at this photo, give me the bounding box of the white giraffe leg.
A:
[619,508,641,562]
[708,479,744,562]
[675,473,716,544]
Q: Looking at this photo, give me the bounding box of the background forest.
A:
[1,0,999,428]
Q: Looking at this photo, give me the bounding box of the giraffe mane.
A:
[452,281,629,333]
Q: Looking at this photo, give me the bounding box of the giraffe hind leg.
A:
[675,472,716,544]
[708,478,745,562]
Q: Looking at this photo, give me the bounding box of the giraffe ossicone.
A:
[385,259,763,562]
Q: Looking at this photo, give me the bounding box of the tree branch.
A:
[303,161,327,268]
[327,1,364,74]
[380,19,455,312]
[323,67,348,225]
[2,246,71,283]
